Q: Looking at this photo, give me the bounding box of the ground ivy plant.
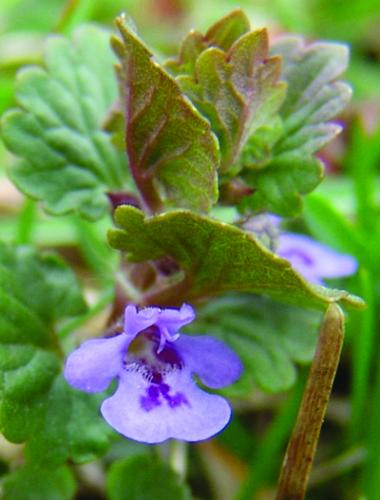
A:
[0,9,364,500]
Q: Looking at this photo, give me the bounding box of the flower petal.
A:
[156,304,196,336]
[277,233,357,284]
[123,304,160,337]
[64,333,129,392]
[101,368,231,443]
[175,335,243,388]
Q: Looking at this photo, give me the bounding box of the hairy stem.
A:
[275,303,345,500]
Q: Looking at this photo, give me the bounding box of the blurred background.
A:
[1,1,380,499]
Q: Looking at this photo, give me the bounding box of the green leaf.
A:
[24,376,112,467]
[273,37,350,120]
[242,153,323,215]
[111,16,219,212]
[106,454,191,500]
[0,243,111,466]
[177,33,285,173]
[0,244,86,325]
[108,206,364,310]
[240,37,351,215]
[2,464,76,500]
[166,10,286,173]
[192,295,321,393]
[165,9,251,76]
[1,25,129,220]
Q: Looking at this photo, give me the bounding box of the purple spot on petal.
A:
[160,382,189,409]
[140,384,161,411]
[159,383,170,394]
[140,397,161,412]
[139,373,189,412]
[148,385,160,398]
[164,390,189,408]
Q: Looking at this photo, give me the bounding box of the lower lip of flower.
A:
[124,334,188,412]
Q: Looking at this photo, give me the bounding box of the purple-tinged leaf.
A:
[165,9,251,76]
[112,16,219,212]
[166,11,286,173]
[179,31,285,172]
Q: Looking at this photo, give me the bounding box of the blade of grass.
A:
[304,194,365,258]
[350,269,375,442]
[54,0,81,32]
[54,0,94,33]
[361,328,380,498]
[344,119,380,234]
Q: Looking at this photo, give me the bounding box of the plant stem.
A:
[350,269,375,441]
[169,440,187,481]
[275,303,345,500]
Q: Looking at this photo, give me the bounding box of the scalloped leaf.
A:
[0,243,111,466]
[111,16,219,212]
[240,37,351,215]
[1,25,129,220]
[177,33,286,173]
[190,295,321,394]
[165,10,286,173]
[108,206,364,310]
[0,245,86,325]
[23,377,111,467]
[165,9,251,76]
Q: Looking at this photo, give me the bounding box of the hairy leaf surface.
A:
[190,296,321,393]
[1,26,129,219]
[112,16,219,212]
[166,10,286,173]
[108,206,364,310]
[165,9,251,76]
[0,244,111,467]
[240,37,351,215]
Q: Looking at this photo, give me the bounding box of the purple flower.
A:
[64,304,242,444]
[277,233,357,285]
